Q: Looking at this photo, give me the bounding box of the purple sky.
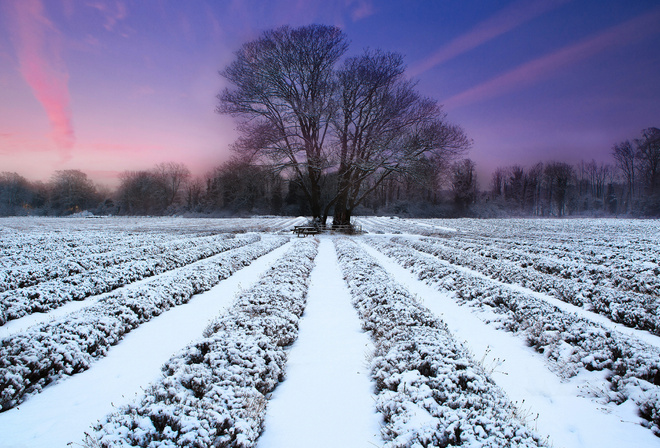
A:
[1,0,659,188]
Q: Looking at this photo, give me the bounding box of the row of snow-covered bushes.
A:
[0,232,236,292]
[0,229,184,269]
[91,238,318,447]
[354,216,438,236]
[406,237,660,335]
[0,234,259,325]
[0,236,288,412]
[334,238,546,447]
[435,237,660,297]
[456,232,660,273]
[366,236,660,436]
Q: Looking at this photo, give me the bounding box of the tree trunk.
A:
[307,164,323,222]
[332,204,351,226]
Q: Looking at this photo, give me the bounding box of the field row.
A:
[92,239,319,447]
[0,236,288,411]
[336,239,546,447]
[0,234,260,325]
[364,236,660,437]
[404,237,660,335]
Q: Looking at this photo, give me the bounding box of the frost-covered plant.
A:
[335,238,547,447]
[91,239,318,447]
[0,234,260,325]
[639,392,660,436]
[0,236,288,411]
[407,236,660,335]
[365,236,660,437]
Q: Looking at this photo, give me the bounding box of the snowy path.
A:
[0,240,295,448]
[360,241,658,448]
[257,238,381,448]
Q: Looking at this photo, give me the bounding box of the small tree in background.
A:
[544,162,574,217]
[49,170,98,215]
[0,172,32,215]
[612,139,636,212]
[451,158,477,211]
[154,162,191,211]
[636,127,660,197]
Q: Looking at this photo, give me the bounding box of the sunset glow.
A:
[1,0,658,187]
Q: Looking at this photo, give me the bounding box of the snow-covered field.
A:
[1,216,659,447]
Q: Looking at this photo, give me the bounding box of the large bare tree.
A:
[218,25,469,225]
[218,24,348,222]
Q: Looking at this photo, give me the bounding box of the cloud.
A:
[8,0,75,160]
[133,85,156,98]
[86,169,123,180]
[86,0,127,31]
[408,0,572,78]
[443,7,660,110]
[89,142,165,154]
[349,0,375,22]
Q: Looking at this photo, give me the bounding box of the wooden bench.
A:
[293,226,320,237]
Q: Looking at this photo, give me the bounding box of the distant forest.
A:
[1,126,658,219]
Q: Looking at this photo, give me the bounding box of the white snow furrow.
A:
[359,241,659,448]
[257,238,381,448]
[0,240,296,448]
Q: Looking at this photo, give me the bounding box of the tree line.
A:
[487,127,660,217]
[3,126,657,218]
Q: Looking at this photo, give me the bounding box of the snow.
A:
[257,237,381,448]
[360,239,659,448]
[1,216,659,447]
[402,238,660,349]
[91,238,318,447]
[337,238,545,447]
[0,240,295,448]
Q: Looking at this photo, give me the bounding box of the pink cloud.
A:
[9,0,75,160]
[349,0,375,22]
[408,0,572,78]
[88,142,165,154]
[444,7,660,110]
[86,169,123,181]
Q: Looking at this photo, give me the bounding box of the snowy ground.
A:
[360,240,658,448]
[256,238,380,448]
[0,239,294,447]
[1,216,659,447]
